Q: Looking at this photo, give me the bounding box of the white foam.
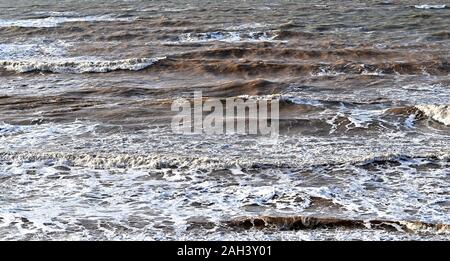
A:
[0,40,68,60]
[162,7,195,12]
[331,104,385,129]
[312,66,345,76]
[414,4,446,9]
[0,122,28,136]
[405,114,416,129]
[0,57,166,73]
[282,96,323,106]
[174,31,279,44]
[32,11,79,17]
[0,15,134,28]
[0,39,164,73]
[347,109,384,128]
[0,151,448,240]
[416,105,450,126]
[0,119,449,241]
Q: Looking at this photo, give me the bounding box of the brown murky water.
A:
[0,0,449,240]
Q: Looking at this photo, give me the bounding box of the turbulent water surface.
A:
[0,0,449,240]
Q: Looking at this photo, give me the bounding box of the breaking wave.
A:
[414,4,447,9]
[0,15,134,28]
[150,58,450,76]
[169,31,280,44]
[416,105,450,126]
[228,216,450,233]
[0,57,166,73]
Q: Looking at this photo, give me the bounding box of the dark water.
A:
[0,0,449,240]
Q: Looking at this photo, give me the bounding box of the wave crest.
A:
[416,105,450,126]
[0,57,166,73]
[228,216,450,233]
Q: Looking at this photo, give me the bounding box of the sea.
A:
[0,0,449,240]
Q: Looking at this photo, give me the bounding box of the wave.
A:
[355,154,449,170]
[227,216,450,233]
[176,47,399,60]
[0,57,166,73]
[414,4,447,9]
[154,58,449,76]
[0,15,134,28]
[427,31,450,41]
[386,105,450,126]
[416,105,450,126]
[168,31,280,44]
[0,151,227,170]
[0,149,448,173]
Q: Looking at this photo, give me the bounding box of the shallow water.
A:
[0,0,449,240]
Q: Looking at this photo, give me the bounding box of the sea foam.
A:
[414,4,446,9]
[416,105,450,126]
[0,15,134,28]
[0,57,166,73]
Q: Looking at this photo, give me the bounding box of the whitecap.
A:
[311,66,345,76]
[416,105,450,126]
[414,4,446,9]
[282,96,323,106]
[0,57,166,73]
[32,11,79,17]
[0,15,134,28]
[0,40,69,60]
[173,31,279,44]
